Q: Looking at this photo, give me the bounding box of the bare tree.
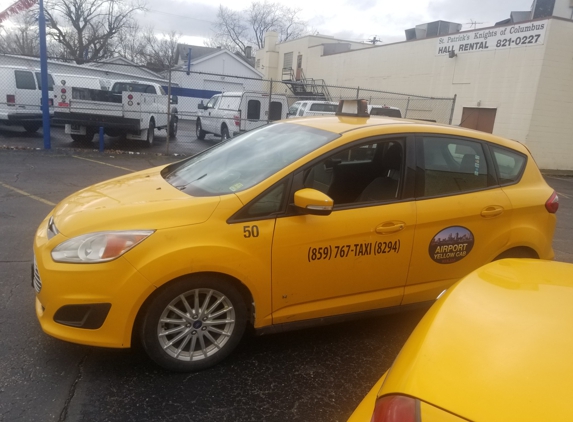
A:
[0,10,40,55]
[44,0,146,64]
[210,1,307,56]
[114,21,147,64]
[140,30,180,72]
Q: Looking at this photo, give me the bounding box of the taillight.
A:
[234,115,240,126]
[6,94,15,105]
[60,88,67,94]
[545,191,559,213]
[371,395,419,422]
[127,94,133,100]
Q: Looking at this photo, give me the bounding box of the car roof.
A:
[282,116,525,151]
[381,259,573,422]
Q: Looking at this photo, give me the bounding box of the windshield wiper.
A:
[175,173,207,190]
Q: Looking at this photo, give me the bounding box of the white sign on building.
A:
[436,20,548,55]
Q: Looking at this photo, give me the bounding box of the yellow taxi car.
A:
[347,259,573,422]
[32,100,558,372]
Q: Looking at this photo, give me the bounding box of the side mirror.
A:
[170,95,178,105]
[293,188,333,216]
[197,101,205,110]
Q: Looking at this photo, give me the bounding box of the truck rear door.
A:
[243,93,266,132]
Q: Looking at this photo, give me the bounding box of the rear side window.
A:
[35,73,54,91]
[492,146,526,185]
[418,136,490,197]
[269,101,283,121]
[15,70,36,90]
[297,102,308,116]
[219,97,241,110]
[247,100,261,120]
[309,103,337,112]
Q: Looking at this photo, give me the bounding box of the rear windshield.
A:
[309,103,337,112]
[163,123,339,196]
[111,83,156,94]
[370,107,402,118]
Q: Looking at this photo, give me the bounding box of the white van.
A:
[287,100,338,118]
[368,104,402,118]
[0,66,54,133]
[196,91,288,140]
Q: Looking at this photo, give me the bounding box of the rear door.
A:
[404,134,512,304]
[14,70,40,114]
[243,94,264,131]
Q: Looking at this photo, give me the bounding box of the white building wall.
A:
[276,19,573,170]
[527,18,573,170]
[170,51,265,119]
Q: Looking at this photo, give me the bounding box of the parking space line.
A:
[557,191,570,199]
[72,155,135,172]
[0,182,56,206]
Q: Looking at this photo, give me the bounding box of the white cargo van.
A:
[0,66,54,132]
[196,91,288,140]
[287,100,338,118]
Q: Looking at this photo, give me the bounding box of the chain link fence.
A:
[0,53,456,153]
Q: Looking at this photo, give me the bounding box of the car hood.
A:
[52,167,220,237]
[382,259,573,422]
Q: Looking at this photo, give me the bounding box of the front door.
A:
[271,138,416,324]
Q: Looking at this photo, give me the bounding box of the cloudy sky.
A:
[1,0,534,46]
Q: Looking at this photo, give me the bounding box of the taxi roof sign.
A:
[335,99,370,117]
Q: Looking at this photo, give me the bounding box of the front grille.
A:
[33,256,42,293]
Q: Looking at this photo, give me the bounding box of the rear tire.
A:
[141,276,247,372]
[221,125,230,141]
[71,132,95,143]
[196,119,206,140]
[145,119,155,147]
[169,116,178,139]
[493,247,539,261]
[23,123,41,133]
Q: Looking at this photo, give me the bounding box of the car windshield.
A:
[163,123,339,196]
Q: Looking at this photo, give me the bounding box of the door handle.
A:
[481,206,504,218]
[375,221,405,235]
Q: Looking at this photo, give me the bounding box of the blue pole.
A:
[39,0,50,149]
[99,127,104,152]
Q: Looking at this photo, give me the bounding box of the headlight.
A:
[51,230,154,263]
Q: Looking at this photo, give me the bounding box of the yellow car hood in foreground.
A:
[52,167,220,237]
[382,259,573,422]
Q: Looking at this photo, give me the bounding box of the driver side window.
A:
[304,139,404,206]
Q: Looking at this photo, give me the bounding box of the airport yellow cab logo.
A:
[33,100,557,371]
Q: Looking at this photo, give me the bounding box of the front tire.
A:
[196,119,206,140]
[141,277,247,372]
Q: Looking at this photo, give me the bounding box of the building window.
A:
[284,52,293,70]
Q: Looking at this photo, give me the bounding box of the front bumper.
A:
[33,225,156,348]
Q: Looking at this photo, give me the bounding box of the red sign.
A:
[0,0,38,24]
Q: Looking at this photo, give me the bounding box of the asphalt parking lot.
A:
[1,126,572,422]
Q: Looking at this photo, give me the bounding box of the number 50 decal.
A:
[243,225,260,238]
